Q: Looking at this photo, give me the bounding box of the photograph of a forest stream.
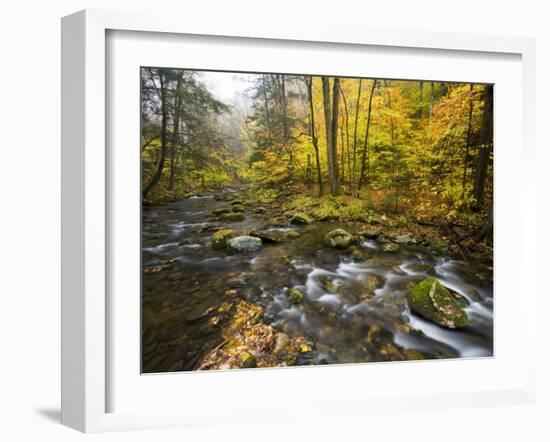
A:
[141,68,493,373]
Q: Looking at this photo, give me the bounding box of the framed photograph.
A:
[62,9,537,432]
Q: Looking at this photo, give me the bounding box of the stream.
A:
[141,190,493,373]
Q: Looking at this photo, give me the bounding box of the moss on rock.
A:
[212,229,237,249]
[324,228,354,249]
[289,288,304,304]
[221,212,245,222]
[283,230,300,240]
[289,212,312,225]
[407,279,469,329]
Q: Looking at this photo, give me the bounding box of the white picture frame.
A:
[61,8,537,433]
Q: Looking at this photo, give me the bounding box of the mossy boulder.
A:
[407,279,469,329]
[289,212,312,225]
[221,212,245,223]
[232,204,245,213]
[324,228,354,249]
[382,242,399,253]
[212,207,231,216]
[228,235,263,253]
[289,288,305,304]
[359,225,382,239]
[212,229,237,249]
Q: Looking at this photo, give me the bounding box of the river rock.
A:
[283,230,300,240]
[272,332,290,354]
[228,235,263,252]
[221,212,245,222]
[212,229,237,249]
[394,234,415,244]
[382,242,399,253]
[212,207,231,216]
[232,204,245,213]
[324,228,354,249]
[361,274,382,299]
[407,263,434,274]
[250,230,280,243]
[407,279,469,329]
[289,212,312,225]
[359,225,382,239]
[350,245,370,261]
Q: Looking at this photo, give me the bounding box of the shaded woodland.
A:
[141,69,493,245]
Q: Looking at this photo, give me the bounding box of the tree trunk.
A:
[168,72,183,191]
[461,84,474,200]
[306,154,313,187]
[385,83,398,212]
[322,76,341,196]
[262,75,272,143]
[418,81,423,118]
[358,79,377,189]
[281,75,293,181]
[351,79,362,195]
[142,71,168,200]
[429,81,434,140]
[306,77,323,196]
[473,85,493,208]
[330,78,341,195]
[477,205,493,243]
[322,77,335,194]
[339,82,350,189]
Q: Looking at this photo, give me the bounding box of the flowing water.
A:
[141,191,493,372]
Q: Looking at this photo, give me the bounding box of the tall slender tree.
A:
[142,69,168,200]
[473,84,493,208]
[306,76,323,196]
[358,79,377,189]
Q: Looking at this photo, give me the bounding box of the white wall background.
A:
[0,1,547,440]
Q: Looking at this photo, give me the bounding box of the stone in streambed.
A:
[393,234,415,244]
[250,230,280,243]
[228,235,263,252]
[289,212,312,225]
[232,204,245,213]
[359,225,382,239]
[212,207,231,216]
[382,242,399,253]
[324,228,354,249]
[350,245,370,261]
[212,229,237,249]
[283,230,300,240]
[407,279,469,329]
[361,274,382,299]
[220,212,245,222]
[272,332,290,355]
